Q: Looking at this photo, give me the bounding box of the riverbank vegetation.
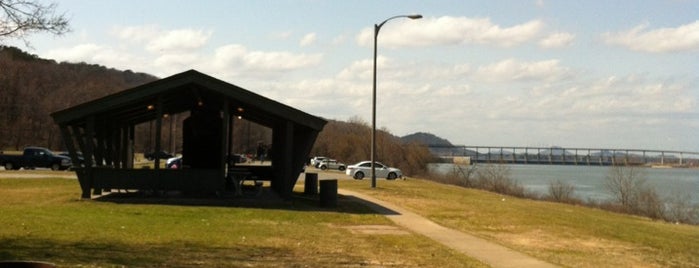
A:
[428,163,699,225]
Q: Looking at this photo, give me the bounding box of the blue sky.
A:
[9,0,699,152]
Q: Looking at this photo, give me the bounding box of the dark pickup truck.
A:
[0,147,72,171]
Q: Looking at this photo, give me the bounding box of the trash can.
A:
[304,173,318,195]
[319,179,337,208]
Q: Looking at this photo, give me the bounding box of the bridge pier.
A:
[587,149,591,166]
[661,152,665,165]
[524,148,528,164]
[680,153,684,165]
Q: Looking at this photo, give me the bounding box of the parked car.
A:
[59,152,85,167]
[166,156,182,169]
[228,154,248,164]
[310,156,327,167]
[345,161,402,180]
[0,147,72,171]
[318,159,346,171]
[144,150,173,161]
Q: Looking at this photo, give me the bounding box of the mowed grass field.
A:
[1,169,698,267]
[0,174,483,267]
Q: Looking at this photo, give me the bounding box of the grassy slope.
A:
[339,177,699,267]
[2,172,698,267]
[0,177,483,267]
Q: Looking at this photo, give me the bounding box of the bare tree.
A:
[475,164,525,197]
[548,179,577,203]
[605,165,647,209]
[452,163,477,187]
[0,0,70,45]
[665,190,699,224]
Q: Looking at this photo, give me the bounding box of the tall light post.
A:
[372,14,422,188]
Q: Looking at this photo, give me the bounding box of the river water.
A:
[428,163,699,205]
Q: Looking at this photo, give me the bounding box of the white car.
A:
[345,161,402,180]
[310,156,327,167]
[318,159,346,171]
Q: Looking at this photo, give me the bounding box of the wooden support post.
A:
[221,99,230,181]
[281,121,294,199]
[154,96,163,169]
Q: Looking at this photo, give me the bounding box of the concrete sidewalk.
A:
[339,189,558,268]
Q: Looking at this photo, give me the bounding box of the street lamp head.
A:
[407,14,423,19]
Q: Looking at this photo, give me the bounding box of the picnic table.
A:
[227,167,262,196]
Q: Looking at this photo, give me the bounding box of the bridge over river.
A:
[428,145,699,167]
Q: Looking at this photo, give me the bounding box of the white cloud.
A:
[336,57,377,81]
[603,21,699,53]
[300,33,317,47]
[522,75,696,117]
[536,0,545,8]
[270,31,293,40]
[44,43,104,61]
[210,44,323,74]
[357,16,544,48]
[113,25,159,43]
[153,53,200,73]
[331,34,347,45]
[113,26,212,53]
[146,29,212,53]
[43,43,143,70]
[473,58,571,82]
[539,32,575,48]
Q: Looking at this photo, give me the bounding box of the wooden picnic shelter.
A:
[51,70,326,199]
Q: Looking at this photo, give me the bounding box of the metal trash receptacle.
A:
[304,173,318,195]
[319,179,337,208]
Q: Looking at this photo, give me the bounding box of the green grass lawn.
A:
[2,172,698,267]
[0,177,484,267]
[339,177,699,268]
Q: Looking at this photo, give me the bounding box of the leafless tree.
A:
[548,179,577,203]
[604,164,667,220]
[452,163,477,187]
[605,165,647,209]
[0,0,70,46]
[475,163,525,197]
[665,190,699,224]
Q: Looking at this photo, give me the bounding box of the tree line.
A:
[0,46,158,150]
[311,117,434,176]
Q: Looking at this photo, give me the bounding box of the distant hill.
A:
[401,132,464,158]
[401,132,453,147]
[0,46,158,150]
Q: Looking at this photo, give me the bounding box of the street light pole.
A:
[371,14,422,188]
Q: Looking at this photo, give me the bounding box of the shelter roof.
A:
[51,69,326,130]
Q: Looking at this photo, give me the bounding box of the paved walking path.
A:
[338,189,558,268]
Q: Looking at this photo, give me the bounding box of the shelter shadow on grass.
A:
[91,188,401,216]
[0,237,360,267]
